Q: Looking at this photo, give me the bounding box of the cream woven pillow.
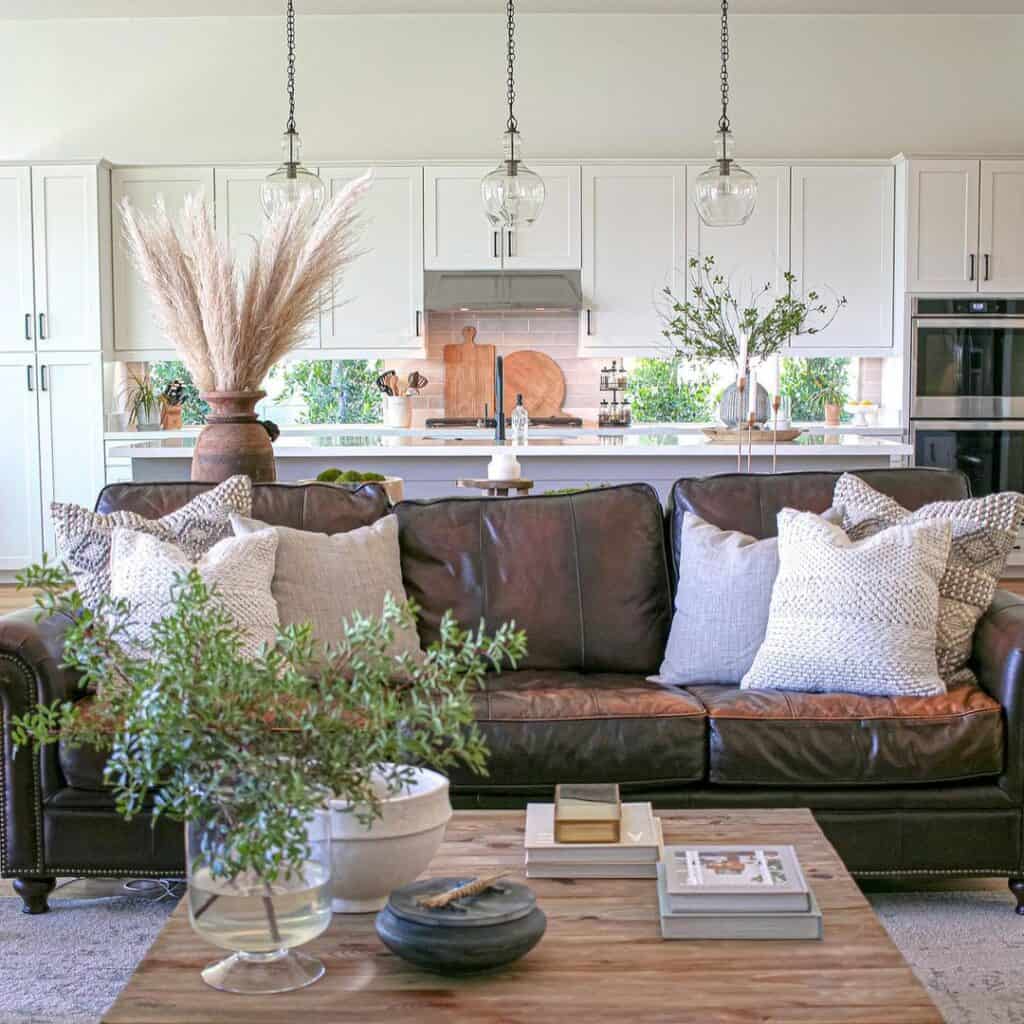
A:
[742,510,951,697]
[834,473,1024,685]
[109,526,279,661]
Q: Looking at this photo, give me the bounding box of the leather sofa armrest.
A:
[0,607,84,874]
[973,589,1024,798]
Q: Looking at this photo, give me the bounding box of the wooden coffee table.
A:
[104,809,941,1023]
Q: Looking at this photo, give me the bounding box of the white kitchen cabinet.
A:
[906,159,979,293]
[980,160,1024,293]
[319,165,425,355]
[790,165,895,352]
[579,165,685,355]
[424,165,500,270]
[688,163,791,298]
[501,164,581,270]
[111,166,215,355]
[214,166,319,349]
[0,167,35,354]
[0,353,43,570]
[36,351,105,556]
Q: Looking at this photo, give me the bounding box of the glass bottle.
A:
[599,399,609,427]
[510,393,529,444]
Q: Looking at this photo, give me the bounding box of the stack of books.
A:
[524,801,663,878]
[657,844,822,940]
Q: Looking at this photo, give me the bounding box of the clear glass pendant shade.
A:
[481,131,546,231]
[694,130,758,228]
[259,130,326,219]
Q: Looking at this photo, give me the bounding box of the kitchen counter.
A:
[112,432,911,502]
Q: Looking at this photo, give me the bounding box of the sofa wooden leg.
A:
[1009,878,1024,915]
[13,877,56,915]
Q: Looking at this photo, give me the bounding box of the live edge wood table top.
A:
[104,809,941,1024]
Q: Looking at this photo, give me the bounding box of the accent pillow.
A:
[52,476,252,609]
[109,526,279,661]
[656,509,843,686]
[834,473,1024,685]
[741,509,951,697]
[230,513,424,664]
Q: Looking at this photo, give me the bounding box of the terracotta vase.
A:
[191,390,275,483]
[824,403,842,427]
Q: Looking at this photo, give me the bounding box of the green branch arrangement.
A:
[662,256,847,370]
[11,559,526,884]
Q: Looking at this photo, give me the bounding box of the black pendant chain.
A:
[506,0,518,135]
[285,0,298,135]
[718,0,731,134]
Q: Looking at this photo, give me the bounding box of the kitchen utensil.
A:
[501,350,567,419]
[444,327,496,420]
[408,371,429,391]
[376,372,396,396]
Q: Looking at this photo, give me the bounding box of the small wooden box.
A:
[554,783,622,844]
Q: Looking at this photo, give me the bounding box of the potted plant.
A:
[119,177,370,483]
[661,257,847,426]
[120,368,163,431]
[159,378,187,430]
[11,560,525,994]
[312,468,404,505]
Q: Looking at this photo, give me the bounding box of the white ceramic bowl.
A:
[327,766,451,914]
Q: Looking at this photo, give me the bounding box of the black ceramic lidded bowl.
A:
[375,876,547,975]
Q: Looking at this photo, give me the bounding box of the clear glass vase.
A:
[186,806,332,994]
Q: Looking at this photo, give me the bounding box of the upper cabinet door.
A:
[501,164,582,270]
[790,165,895,352]
[907,159,980,293]
[980,160,1024,294]
[424,165,501,270]
[112,167,215,354]
[688,163,791,298]
[580,165,686,355]
[0,167,35,353]
[214,166,319,349]
[31,165,101,352]
[0,352,43,570]
[319,165,425,354]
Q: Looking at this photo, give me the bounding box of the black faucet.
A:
[494,355,506,442]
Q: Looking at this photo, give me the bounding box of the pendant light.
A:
[259,0,326,219]
[481,0,545,232]
[693,0,758,228]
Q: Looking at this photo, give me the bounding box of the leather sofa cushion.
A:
[446,670,706,792]
[396,484,673,673]
[96,481,390,534]
[688,683,1004,786]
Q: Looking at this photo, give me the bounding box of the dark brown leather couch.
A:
[4,470,1024,915]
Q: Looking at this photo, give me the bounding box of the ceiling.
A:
[4,0,1022,15]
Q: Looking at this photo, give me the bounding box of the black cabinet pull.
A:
[969,254,976,282]
[586,309,593,336]
[24,314,31,341]
[492,231,500,259]
[38,312,46,340]
[26,365,33,391]
[415,310,422,337]
[40,364,47,391]
[506,230,514,258]
[985,254,991,281]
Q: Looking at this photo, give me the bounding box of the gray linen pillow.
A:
[656,509,842,687]
[230,512,423,664]
[742,510,951,697]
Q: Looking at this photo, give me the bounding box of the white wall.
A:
[2,13,1023,164]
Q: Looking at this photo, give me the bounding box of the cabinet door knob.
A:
[38,312,46,340]
[26,365,33,392]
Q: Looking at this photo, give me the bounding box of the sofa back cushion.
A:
[667,468,970,580]
[395,484,673,674]
[95,481,391,535]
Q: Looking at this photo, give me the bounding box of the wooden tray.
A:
[702,427,803,444]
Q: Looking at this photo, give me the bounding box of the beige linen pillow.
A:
[742,509,951,697]
[834,473,1024,685]
[230,513,423,663]
[108,526,279,661]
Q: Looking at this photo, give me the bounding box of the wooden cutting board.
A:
[443,326,496,420]
[502,349,567,418]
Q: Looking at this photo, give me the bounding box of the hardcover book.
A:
[554,783,622,843]
[661,844,811,913]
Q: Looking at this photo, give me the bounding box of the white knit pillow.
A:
[108,526,279,661]
[742,510,952,697]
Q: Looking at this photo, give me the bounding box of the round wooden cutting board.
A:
[502,350,567,418]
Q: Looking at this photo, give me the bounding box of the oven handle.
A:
[912,420,1024,431]
[913,318,1024,330]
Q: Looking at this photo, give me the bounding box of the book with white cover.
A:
[661,844,811,913]
[526,819,664,878]
[525,802,660,864]
[657,865,822,940]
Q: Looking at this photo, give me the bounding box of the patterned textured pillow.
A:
[834,473,1024,685]
[109,526,279,661]
[52,476,252,609]
[742,510,951,697]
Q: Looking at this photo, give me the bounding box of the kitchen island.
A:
[111,431,912,502]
